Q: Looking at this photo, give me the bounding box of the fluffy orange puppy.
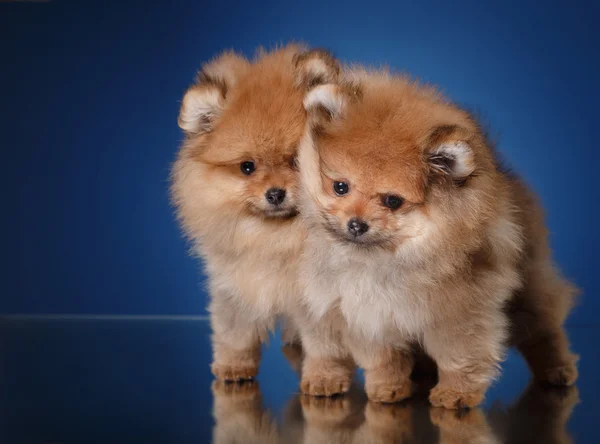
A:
[296,68,578,408]
[171,45,340,381]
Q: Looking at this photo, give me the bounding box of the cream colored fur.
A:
[171,44,341,381]
[295,68,578,408]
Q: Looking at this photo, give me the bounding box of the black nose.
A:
[347,218,369,237]
[265,188,286,206]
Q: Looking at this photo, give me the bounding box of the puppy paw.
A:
[212,362,258,382]
[301,357,353,397]
[429,385,485,409]
[540,362,578,387]
[366,380,413,404]
[301,375,351,397]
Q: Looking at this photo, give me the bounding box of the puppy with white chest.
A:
[296,69,578,408]
[171,45,340,381]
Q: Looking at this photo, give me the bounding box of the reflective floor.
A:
[1,318,598,443]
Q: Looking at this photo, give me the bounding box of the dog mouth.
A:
[246,201,298,220]
[263,207,299,219]
[323,224,366,243]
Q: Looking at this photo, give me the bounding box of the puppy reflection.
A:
[299,386,366,444]
[211,381,279,444]
[489,383,580,444]
[431,408,498,444]
[211,380,578,444]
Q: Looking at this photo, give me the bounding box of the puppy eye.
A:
[240,161,256,175]
[382,194,404,210]
[333,181,349,196]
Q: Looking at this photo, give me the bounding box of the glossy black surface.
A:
[1,319,597,443]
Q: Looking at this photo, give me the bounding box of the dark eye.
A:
[240,161,256,175]
[333,181,349,196]
[382,194,404,210]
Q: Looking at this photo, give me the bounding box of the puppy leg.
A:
[509,267,578,386]
[516,328,578,387]
[351,345,415,404]
[298,311,354,397]
[425,315,506,409]
[210,295,266,382]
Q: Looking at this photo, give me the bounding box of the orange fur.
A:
[296,68,578,408]
[171,45,340,381]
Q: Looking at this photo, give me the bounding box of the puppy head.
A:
[299,70,495,252]
[178,45,340,220]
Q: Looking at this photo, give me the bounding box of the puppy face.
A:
[299,73,494,252]
[178,46,340,220]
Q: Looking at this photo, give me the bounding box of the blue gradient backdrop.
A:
[1,1,596,323]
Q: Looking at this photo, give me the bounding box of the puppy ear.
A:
[178,52,250,136]
[298,85,342,207]
[304,84,345,119]
[178,84,225,135]
[426,126,476,179]
[294,49,340,89]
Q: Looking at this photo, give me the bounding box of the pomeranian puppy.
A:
[171,45,340,381]
[296,68,578,408]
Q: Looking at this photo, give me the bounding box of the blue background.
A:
[1,0,597,323]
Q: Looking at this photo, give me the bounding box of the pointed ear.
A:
[303,84,345,119]
[302,81,362,128]
[426,126,476,179]
[178,52,250,136]
[294,48,340,89]
[178,83,225,135]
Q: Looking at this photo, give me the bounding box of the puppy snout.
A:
[265,188,286,206]
[347,218,369,237]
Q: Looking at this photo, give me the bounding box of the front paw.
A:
[301,375,351,397]
[366,379,413,403]
[429,384,485,409]
[301,357,353,397]
[212,362,259,382]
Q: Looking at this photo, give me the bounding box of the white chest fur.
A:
[301,237,431,344]
[201,218,304,322]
